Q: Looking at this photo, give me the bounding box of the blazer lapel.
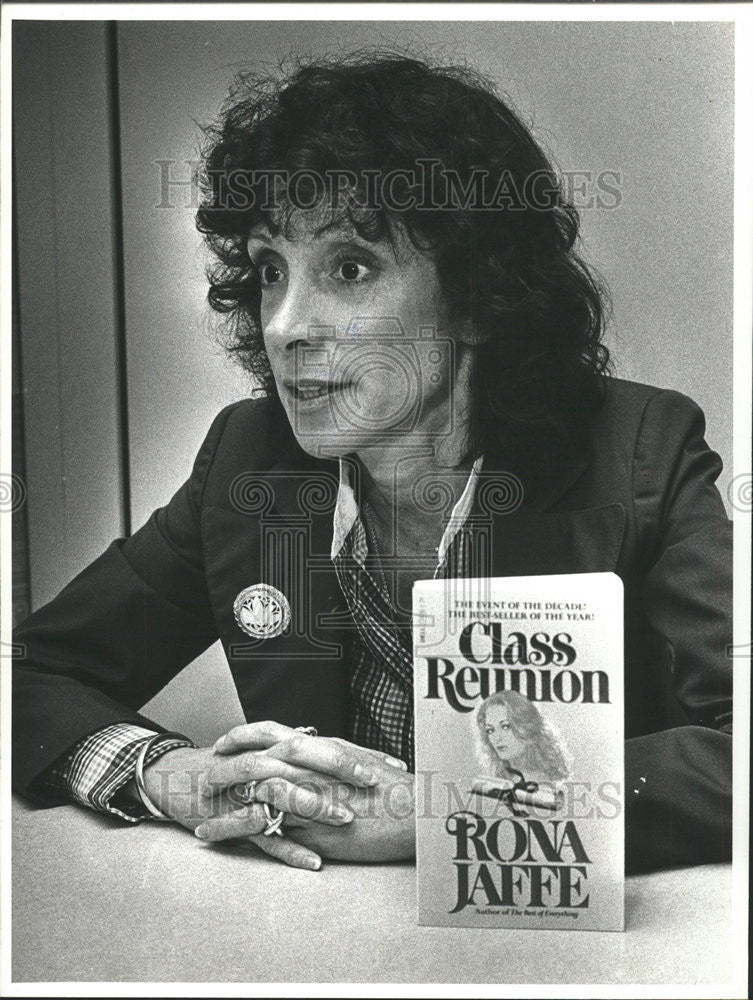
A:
[201,447,353,736]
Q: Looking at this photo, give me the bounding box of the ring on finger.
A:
[263,803,285,837]
[295,726,318,737]
[240,779,258,803]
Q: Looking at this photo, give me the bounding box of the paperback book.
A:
[413,572,624,931]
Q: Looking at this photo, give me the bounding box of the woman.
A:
[475,690,571,786]
[12,53,732,875]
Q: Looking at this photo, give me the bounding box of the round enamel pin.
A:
[233,583,291,639]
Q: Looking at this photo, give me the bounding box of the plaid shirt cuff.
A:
[40,723,196,823]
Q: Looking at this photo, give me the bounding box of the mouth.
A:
[283,380,351,404]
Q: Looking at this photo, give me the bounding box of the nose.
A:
[263,280,338,387]
[263,275,321,354]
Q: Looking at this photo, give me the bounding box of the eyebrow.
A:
[247,211,377,243]
[246,227,381,254]
[312,216,362,238]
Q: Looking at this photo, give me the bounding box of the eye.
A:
[333,259,371,283]
[500,722,511,731]
[259,262,284,287]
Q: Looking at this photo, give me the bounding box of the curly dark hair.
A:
[196,51,612,465]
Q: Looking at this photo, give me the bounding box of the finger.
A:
[212,720,300,754]
[263,734,382,787]
[247,832,323,871]
[201,752,305,798]
[255,776,354,826]
[194,804,269,842]
[328,737,408,771]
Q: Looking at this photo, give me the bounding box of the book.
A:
[413,572,624,931]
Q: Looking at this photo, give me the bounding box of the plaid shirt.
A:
[331,455,485,772]
[39,724,195,822]
[38,455,485,818]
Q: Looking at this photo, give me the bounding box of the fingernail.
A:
[386,756,407,770]
[354,764,379,785]
[305,857,322,871]
[213,737,226,751]
[331,807,354,823]
[194,825,208,839]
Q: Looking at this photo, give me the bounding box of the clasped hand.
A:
[142,722,415,871]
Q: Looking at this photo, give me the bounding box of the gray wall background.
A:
[14,19,735,741]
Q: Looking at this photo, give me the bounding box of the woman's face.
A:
[248,211,467,459]
[483,704,527,765]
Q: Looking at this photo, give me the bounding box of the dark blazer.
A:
[12,377,733,873]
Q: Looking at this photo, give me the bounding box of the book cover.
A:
[413,572,624,931]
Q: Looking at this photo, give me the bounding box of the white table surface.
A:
[11,796,734,986]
